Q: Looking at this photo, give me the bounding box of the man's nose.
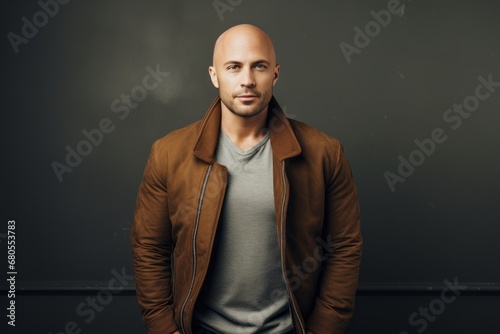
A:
[240,68,256,87]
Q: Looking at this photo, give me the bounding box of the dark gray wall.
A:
[5,294,500,333]
[2,0,499,333]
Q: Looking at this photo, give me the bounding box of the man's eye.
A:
[227,65,240,70]
[255,64,267,69]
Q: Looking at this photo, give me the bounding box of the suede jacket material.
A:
[131,96,362,334]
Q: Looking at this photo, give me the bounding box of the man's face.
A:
[209,28,279,118]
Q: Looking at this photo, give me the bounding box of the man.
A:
[131,24,362,334]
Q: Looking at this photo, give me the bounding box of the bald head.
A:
[212,24,277,67]
[208,24,280,119]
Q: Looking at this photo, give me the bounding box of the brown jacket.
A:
[131,96,362,334]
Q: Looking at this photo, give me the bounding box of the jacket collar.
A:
[193,96,302,164]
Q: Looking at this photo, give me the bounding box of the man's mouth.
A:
[236,94,258,101]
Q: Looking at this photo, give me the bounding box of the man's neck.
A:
[220,104,269,151]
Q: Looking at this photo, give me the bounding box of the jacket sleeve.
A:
[306,141,362,334]
[131,140,179,334]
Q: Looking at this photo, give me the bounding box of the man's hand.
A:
[171,331,181,334]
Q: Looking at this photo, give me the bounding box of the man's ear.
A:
[272,64,280,86]
[209,66,219,88]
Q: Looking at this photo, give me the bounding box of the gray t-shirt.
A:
[193,130,293,334]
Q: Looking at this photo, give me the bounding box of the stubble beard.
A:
[221,92,272,118]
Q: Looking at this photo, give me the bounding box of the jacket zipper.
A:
[280,162,305,334]
[179,164,213,334]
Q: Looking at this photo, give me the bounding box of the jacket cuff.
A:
[306,303,347,334]
[145,309,178,334]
